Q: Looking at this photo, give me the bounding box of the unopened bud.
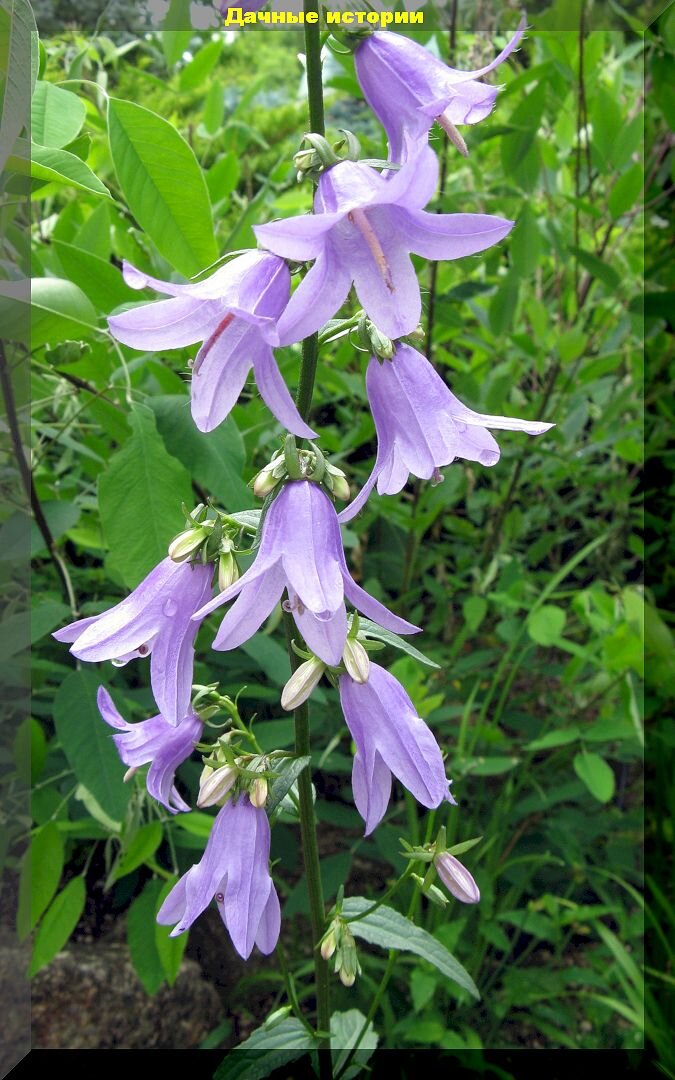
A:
[434,852,480,904]
[218,550,239,592]
[320,929,337,961]
[342,638,370,684]
[252,465,280,499]
[250,776,268,808]
[197,763,237,808]
[367,322,395,360]
[168,526,208,562]
[411,873,448,908]
[281,657,326,711]
[330,472,350,502]
[406,323,426,345]
[335,927,361,988]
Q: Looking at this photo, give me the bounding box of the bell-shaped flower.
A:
[193,479,419,667]
[354,19,526,163]
[53,559,213,726]
[157,794,280,960]
[339,663,455,836]
[96,686,201,814]
[254,145,513,344]
[107,251,316,439]
[339,344,554,522]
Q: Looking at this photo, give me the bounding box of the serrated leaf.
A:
[331,1009,378,1071]
[268,756,311,814]
[31,81,85,148]
[573,750,615,803]
[97,403,193,588]
[29,876,86,976]
[215,1016,317,1080]
[127,878,165,995]
[107,97,218,277]
[53,670,131,823]
[341,899,479,999]
[17,822,64,940]
[357,619,439,669]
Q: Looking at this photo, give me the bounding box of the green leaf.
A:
[52,240,139,312]
[22,141,111,198]
[0,277,99,350]
[155,878,188,986]
[357,619,440,669]
[202,82,225,135]
[573,750,615,803]
[331,1009,378,1071]
[31,600,71,644]
[0,0,38,171]
[215,1017,317,1080]
[527,727,581,751]
[31,81,86,148]
[179,39,222,92]
[341,899,479,999]
[13,716,47,785]
[17,822,64,940]
[206,150,240,201]
[127,878,165,995]
[112,822,163,882]
[527,604,566,646]
[98,402,194,588]
[107,97,218,277]
[570,246,622,291]
[463,596,487,632]
[29,876,86,976]
[489,272,520,336]
[149,396,250,511]
[268,756,311,815]
[608,163,643,219]
[240,633,290,685]
[511,203,542,277]
[31,499,81,556]
[53,670,131,823]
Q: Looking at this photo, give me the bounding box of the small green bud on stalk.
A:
[252,464,280,499]
[168,526,209,562]
[320,928,337,961]
[197,763,237,808]
[281,656,326,711]
[218,550,239,592]
[250,776,268,809]
[342,638,370,684]
[328,470,350,502]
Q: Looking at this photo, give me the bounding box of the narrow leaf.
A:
[29,876,86,976]
[358,619,440,669]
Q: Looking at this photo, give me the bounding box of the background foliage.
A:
[4,2,670,1061]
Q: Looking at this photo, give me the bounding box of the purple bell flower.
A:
[339,344,554,522]
[107,251,316,439]
[354,19,526,163]
[157,795,280,960]
[254,145,513,344]
[96,686,202,814]
[193,479,419,666]
[434,851,481,904]
[339,663,455,836]
[53,559,213,727]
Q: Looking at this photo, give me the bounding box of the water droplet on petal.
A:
[111,657,127,668]
[479,450,499,466]
[163,598,178,617]
[138,643,150,656]
[455,420,468,434]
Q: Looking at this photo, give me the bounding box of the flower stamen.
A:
[435,113,469,157]
[348,208,394,292]
[193,312,236,374]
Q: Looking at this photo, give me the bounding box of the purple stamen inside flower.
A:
[348,208,394,293]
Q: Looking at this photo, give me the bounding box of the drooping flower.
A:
[434,851,481,904]
[157,795,280,960]
[339,344,554,522]
[339,663,455,835]
[53,559,213,726]
[354,19,526,163]
[96,687,201,814]
[193,479,419,666]
[254,145,513,343]
[107,251,316,439]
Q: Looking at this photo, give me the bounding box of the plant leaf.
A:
[29,876,86,977]
[357,619,440,669]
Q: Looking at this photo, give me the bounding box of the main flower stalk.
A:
[290,0,331,1053]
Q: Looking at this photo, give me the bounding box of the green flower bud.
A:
[281,656,326,711]
[342,638,370,684]
[168,526,209,562]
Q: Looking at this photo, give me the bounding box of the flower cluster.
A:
[55,22,548,968]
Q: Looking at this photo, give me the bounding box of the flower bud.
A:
[320,929,337,961]
[329,472,350,502]
[336,927,361,988]
[250,776,268,809]
[366,321,395,360]
[197,763,237,808]
[218,550,239,592]
[281,657,326,711]
[252,465,280,499]
[342,638,370,684]
[168,526,208,562]
[434,852,480,904]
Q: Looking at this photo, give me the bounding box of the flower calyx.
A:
[251,436,350,503]
[168,504,242,580]
[294,130,361,182]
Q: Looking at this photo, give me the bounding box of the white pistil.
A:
[348,208,394,292]
[436,113,469,157]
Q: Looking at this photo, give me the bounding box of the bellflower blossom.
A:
[254,145,513,343]
[354,19,527,163]
[193,479,419,666]
[339,344,554,522]
[339,663,455,836]
[53,559,213,727]
[107,251,316,439]
[157,795,280,960]
[96,687,201,814]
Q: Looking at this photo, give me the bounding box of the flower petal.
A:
[254,212,344,261]
[190,318,254,433]
[341,572,421,637]
[255,884,281,955]
[109,296,224,351]
[292,601,348,666]
[279,483,344,616]
[252,345,317,440]
[275,248,352,347]
[212,565,285,651]
[398,208,514,261]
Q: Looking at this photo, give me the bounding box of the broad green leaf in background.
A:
[31,81,86,148]
[527,604,566,646]
[111,822,163,883]
[511,203,542,277]
[179,38,222,91]
[155,878,188,986]
[53,670,131,823]
[98,402,193,588]
[573,750,616,803]
[463,596,488,632]
[127,878,165,995]
[52,241,139,312]
[0,0,38,170]
[13,716,47,785]
[267,756,311,815]
[30,499,80,556]
[29,875,86,976]
[149,396,250,511]
[29,142,111,197]
[489,271,520,336]
[331,1009,378,1070]
[0,277,99,350]
[17,822,64,940]
[341,899,480,999]
[206,151,241,201]
[107,97,218,276]
[214,1017,317,1080]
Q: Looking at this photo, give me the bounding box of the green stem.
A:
[285,4,332,1062]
